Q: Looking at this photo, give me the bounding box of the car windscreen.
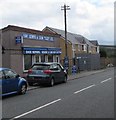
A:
[32,64,50,70]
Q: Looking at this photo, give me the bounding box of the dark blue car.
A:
[0,68,27,96]
[27,62,68,86]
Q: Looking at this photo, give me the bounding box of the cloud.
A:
[67,0,114,45]
[0,0,115,45]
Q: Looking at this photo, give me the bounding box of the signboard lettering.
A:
[22,33,54,42]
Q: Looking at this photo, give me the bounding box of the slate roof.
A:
[44,26,96,47]
[89,40,99,46]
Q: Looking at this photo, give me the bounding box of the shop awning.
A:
[22,47,61,55]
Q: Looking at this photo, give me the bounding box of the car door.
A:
[3,69,19,93]
[0,70,6,94]
[49,64,58,82]
[57,64,65,82]
[51,64,65,83]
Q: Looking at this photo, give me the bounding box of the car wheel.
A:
[19,84,27,94]
[49,78,54,87]
[63,76,67,83]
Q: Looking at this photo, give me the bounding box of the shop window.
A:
[56,56,59,62]
[35,55,40,63]
[41,54,45,62]
[24,55,32,70]
[48,55,53,62]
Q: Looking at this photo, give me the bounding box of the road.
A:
[2,68,114,119]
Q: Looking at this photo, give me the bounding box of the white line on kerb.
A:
[10,99,61,120]
[101,78,112,83]
[74,84,95,94]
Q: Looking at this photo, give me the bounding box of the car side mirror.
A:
[16,74,20,78]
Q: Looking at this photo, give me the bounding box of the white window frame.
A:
[23,54,32,72]
[45,55,48,62]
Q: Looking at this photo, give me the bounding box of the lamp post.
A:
[61,4,70,71]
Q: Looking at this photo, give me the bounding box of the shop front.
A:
[2,25,61,76]
[22,47,61,71]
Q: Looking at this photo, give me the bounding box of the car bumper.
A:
[27,76,51,85]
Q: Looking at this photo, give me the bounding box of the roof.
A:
[44,26,96,47]
[2,25,60,37]
[89,40,99,46]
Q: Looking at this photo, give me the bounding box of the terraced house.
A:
[43,27,100,71]
[1,25,100,76]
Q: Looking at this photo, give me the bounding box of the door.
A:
[50,64,65,82]
[3,69,19,93]
[0,70,6,94]
[57,64,65,82]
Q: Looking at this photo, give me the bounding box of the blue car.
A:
[0,68,27,96]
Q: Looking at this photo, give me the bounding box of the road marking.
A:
[10,99,61,120]
[74,84,95,94]
[100,78,112,83]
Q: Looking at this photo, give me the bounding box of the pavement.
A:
[27,69,105,91]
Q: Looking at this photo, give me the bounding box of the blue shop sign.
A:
[22,47,61,55]
[22,33,54,42]
[15,36,22,44]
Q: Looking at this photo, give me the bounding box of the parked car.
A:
[0,68,27,96]
[27,62,68,86]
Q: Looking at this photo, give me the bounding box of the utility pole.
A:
[61,4,70,57]
[61,4,70,71]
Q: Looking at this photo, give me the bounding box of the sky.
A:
[0,0,115,45]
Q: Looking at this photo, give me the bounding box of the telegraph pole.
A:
[61,4,70,57]
[61,4,70,71]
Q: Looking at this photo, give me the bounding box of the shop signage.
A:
[22,47,61,55]
[22,33,54,42]
[15,36,22,44]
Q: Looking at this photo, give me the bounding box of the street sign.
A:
[64,56,69,69]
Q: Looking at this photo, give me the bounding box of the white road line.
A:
[74,84,95,94]
[10,99,61,120]
[100,78,112,83]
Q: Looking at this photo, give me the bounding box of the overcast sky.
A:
[0,0,115,45]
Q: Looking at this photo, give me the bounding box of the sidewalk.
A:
[68,69,105,80]
[27,69,105,91]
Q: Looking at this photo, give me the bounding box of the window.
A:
[4,70,17,79]
[32,64,50,70]
[82,45,84,51]
[24,55,32,70]
[53,55,59,62]
[48,55,53,62]
[50,64,62,71]
[35,55,40,63]
[56,56,59,62]
[78,45,80,51]
[56,64,62,71]
[0,71,4,79]
[41,55,45,62]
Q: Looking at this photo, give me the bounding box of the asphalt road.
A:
[2,68,114,119]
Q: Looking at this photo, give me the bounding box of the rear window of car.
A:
[32,64,50,70]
